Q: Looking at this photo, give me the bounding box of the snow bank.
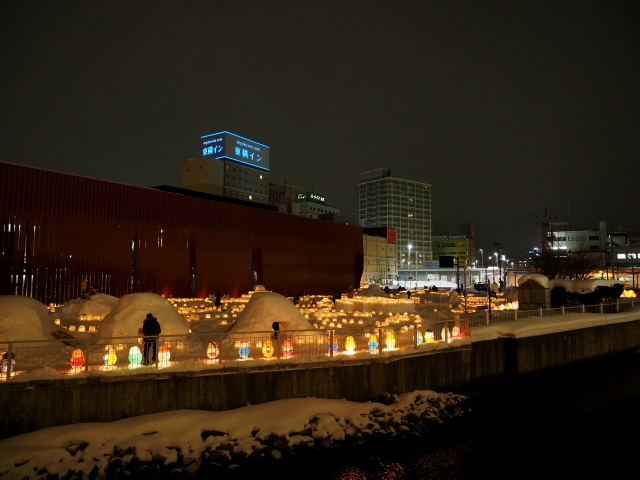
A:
[97,293,189,338]
[59,294,119,318]
[229,292,314,333]
[549,279,621,294]
[356,285,390,298]
[518,274,549,288]
[0,390,468,478]
[0,295,63,342]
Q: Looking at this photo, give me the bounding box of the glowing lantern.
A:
[344,336,356,354]
[262,339,274,358]
[128,346,142,365]
[70,349,85,369]
[103,344,117,367]
[328,338,338,354]
[451,325,462,339]
[282,339,293,358]
[1,358,16,372]
[158,344,171,365]
[425,329,435,343]
[385,331,396,350]
[441,327,451,343]
[238,339,250,359]
[368,335,378,352]
[416,330,424,345]
[207,341,219,360]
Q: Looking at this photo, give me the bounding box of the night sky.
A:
[2,1,639,258]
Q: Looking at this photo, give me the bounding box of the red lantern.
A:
[70,349,85,369]
[282,339,293,357]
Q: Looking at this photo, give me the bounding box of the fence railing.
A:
[461,298,637,327]
[0,319,469,381]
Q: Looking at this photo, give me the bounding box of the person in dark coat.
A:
[142,313,161,365]
[214,291,222,310]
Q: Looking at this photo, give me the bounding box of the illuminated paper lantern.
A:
[158,344,171,364]
[451,325,462,339]
[70,349,85,369]
[128,346,142,365]
[385,331,396,350]
[425,329,435,343]
[282,339,293,357]
[368,335,378,352]
[238,340,250,359]
[416,330,424,345]
[345,336,356,354]
[103,344,117,366]
[328,338,338,354]
[207,341,219,360]
[441,327,451,343]
[262,339,274,358]
[1,358,16,372]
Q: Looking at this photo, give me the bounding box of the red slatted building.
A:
[0,162,363,304]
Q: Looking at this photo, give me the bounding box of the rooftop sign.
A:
[200,132,270,171]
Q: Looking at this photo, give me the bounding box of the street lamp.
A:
[479,249,484,282]
[408,244,413,289]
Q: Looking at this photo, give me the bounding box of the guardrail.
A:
[461,298,637,326]
[0,319,469,381]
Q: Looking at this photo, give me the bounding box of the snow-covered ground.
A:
[0,389,468,478]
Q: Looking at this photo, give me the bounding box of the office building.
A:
[269,183,340,219]
[358,168,432,279]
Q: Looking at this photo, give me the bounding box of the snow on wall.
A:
[229,292,314,333]
[549,279,621,294]
[518,274,549,288]
[96,293,189,339]
[356,285,390,297]
[0,295,63,342]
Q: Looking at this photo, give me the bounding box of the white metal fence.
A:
[461,298,637,328]
[0,319,469,381]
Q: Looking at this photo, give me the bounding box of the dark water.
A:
[213,350,640,479]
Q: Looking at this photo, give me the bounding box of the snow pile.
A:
[0,295,63,342]
[518,274,549,288]
[356,285,390,298]
[229,292,314,333]
[0,390,468,478]
[59,294,119,318]
[549,279,621,294]
[97,293,189,338]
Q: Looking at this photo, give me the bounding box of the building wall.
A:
[0,162,363,304]
[362,234,397,285]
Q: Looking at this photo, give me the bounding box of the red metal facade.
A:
[0,162,364,304]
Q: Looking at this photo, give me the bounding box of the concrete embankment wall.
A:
[0,349,471,440]
[3,315,640,440]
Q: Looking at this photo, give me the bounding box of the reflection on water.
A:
[201,351,640,480]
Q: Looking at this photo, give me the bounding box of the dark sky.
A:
[2,1,639,258]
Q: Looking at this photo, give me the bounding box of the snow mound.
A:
[0,295,62,342]
[59,294,119,319]
[356,285,390,298]
[229,292,314,333]
[549,279,621,294]
[518,274,549,288]
[97,293,189,338]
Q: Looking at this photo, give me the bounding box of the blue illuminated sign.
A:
[200,131,270,171]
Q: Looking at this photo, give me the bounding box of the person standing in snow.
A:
[80,278,88,299]
[142,313,161,365]
[214,291,222,310]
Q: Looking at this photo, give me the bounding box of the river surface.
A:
[209,350,640,479]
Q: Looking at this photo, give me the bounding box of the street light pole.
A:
[407,244,413,289]
[479,249,484,282]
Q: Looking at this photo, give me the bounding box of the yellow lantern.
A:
[345,336,356,355]
[385,331,396,350]
[425,329,435,343]
[262,339,274,358]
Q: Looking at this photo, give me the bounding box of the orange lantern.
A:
[70,349,85,369]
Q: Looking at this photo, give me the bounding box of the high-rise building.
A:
[358,168,432,278]
[269,183,340,219]
[182,132,270,204]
